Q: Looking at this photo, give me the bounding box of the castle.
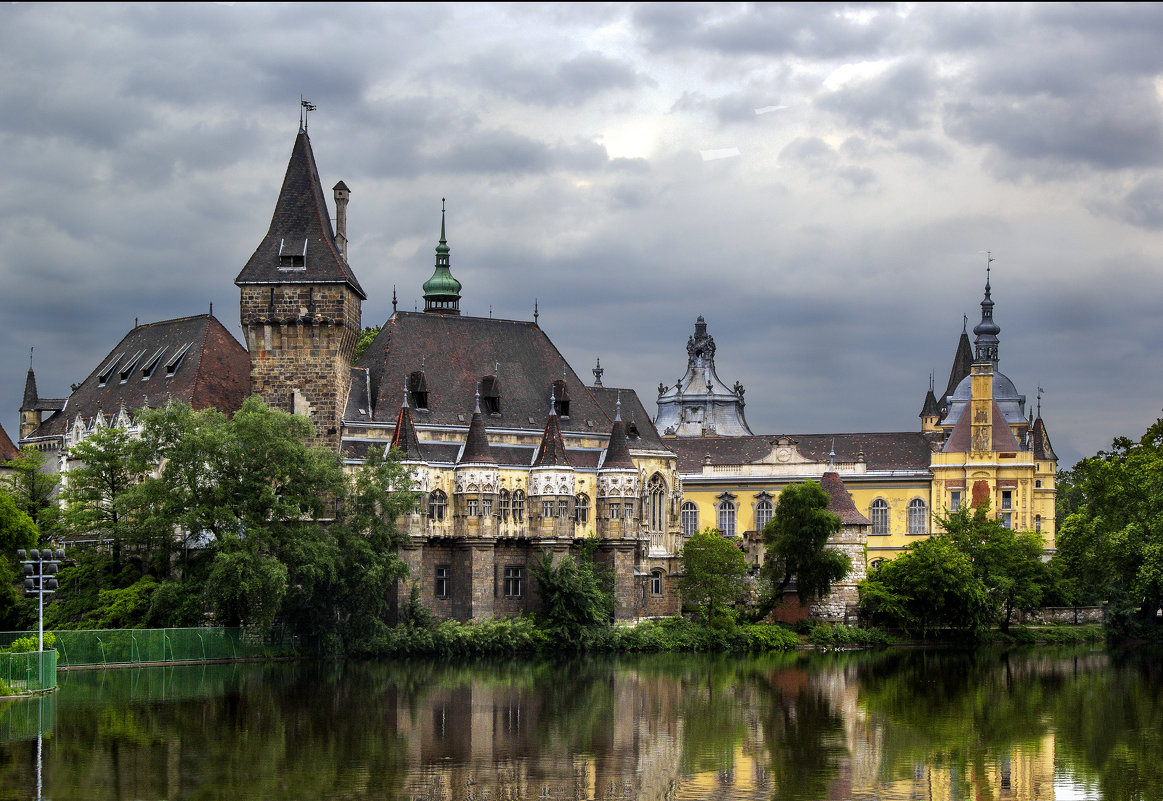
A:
[14,126,1057,624]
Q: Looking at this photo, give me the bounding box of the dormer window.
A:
[97,353,123,387]
[141,346,168,380]
[552,379,570,417]
[119,350,145,383]
[480,375,501,416]
[278,238,307,271]
[165,342,192,377]
[408,371,428,410]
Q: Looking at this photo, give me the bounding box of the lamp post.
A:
[18,549,63,653]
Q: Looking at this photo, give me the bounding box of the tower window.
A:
[429,490,447,521]
[755,498,773,531]
[575,494,589,524]
[648,474,666,532]
[503,566,524,599]
[542,500,555,519]
[908,498,928,534]
[681,502,698,536]
[512,490,525,522]
[435,565,450,599]
[278,237,307,271]
[870,499,889,535]
[650,570,663,596]
[552,379,570,417]
[480,375,502,415]
[408,371,428,409]
[499,489,511,521]
[1001,490,1013,510]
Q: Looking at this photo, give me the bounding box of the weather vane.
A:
[300,97,317,132]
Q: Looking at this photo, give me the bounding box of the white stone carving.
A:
[454,467,498,494]
[598,471,639,498]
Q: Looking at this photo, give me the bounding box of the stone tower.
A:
[235,129,366,449]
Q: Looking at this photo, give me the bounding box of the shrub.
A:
[8,633,55,652]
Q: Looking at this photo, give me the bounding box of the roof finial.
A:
[300,97,316,132]
[963,314,968,333]
[474,381,481,415]
[209,301,213,317]
[494,361,499,376]
[929,371,934,392]
[828,439,836,471]
[615,389,622,421]
[402,375,409,409]
[1037,386,1043,418]
[534,298,539,324]
[593,357,604,387]
[548,385,557,416]
[392,285,397,312]
[29,347,33,370]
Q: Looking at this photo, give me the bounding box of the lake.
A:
[0,645,1159,800]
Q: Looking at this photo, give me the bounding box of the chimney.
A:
[333,181,350,262]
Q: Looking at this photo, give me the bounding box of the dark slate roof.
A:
[942,330,974,407]
[920,388,939,418]
[27,314,250,439]
[389,401,424,461]
[344,368,373,423]
[1032,417,1057,461]
[668,432,937,474]
[0,421,18,462]
[590,386,666,450]
[942,400,1022,454]
[533,410,571,467]
[21,369,37,411]
[820,471,872,526]
[459,409,497,464]
[358,312,614,434]
[235,132,365,299]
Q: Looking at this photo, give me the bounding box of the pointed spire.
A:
[534,388,571,468]
[22,352,38,412]
[943,324,975,402]
[459,382,496,464]
[973,253,1001,364]
[534,298,539,325]
[389,380,424,461]
[422,199,461,315]
[602,395,635,470]
[236,129,365,298]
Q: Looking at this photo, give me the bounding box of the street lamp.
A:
[18,549,63,653]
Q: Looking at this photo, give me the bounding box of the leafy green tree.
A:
[531,537,614,635]
[0,486,39,628]
[761,481,851,610]
[940,504,1050,632]
[678,528,749,625]
[60,426,146,565]
[858,537,993,638]
[3,446,61,543]
[353,325,381,361]
[1055,420,1163,630]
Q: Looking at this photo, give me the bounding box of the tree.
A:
[531,537,614,635]
[858,537,993,638]
[0,485,39,628]
[678,528,749,625]
[354,325,381,361]
[1054,419,1163,630]
[3,446,61,543]
[59,426,146,565]
[939,504,1050,632]
[761,482,851,610]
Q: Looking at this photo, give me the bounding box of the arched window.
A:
[870,499,889,535]
[512,490,526,522]
[870,558,885,570]
[648,474,666,531]
[681,502,698,536]
[755,498,773,531]
[907,498,927,534]
[499,489,511,521]
[575,494,590,525]
[429,490,447,521]
[650,570,663,596]
[717,499,736,537]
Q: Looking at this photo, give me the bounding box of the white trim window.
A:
[681,502,698,536]
[755,498,773,531]
[870,499,889,535]
[907,498,928,535]
[717,500,736,537]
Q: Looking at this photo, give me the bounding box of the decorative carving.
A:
[598,472,639,498]
[454,468,498,494]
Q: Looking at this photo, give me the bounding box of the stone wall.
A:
[1018,606,1106,625]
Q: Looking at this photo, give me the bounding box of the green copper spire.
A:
[422,199,461,315]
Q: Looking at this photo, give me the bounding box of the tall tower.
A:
[235,129,366,449]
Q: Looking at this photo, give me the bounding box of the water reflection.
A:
[0,646,1157,800]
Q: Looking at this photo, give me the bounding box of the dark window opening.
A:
[435,565,449,599]
[408,371,429,409]
[552,379,570,417]
[480,375,502,415]
[503,566,524,598]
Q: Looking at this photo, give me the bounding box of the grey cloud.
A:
[462,50,644,107]
[1114,176,1163,230]
[943,82,1163,174]
[432,131,608,176]
[815,60,934,137]
[633,3,900,59]
[779,137,838,171]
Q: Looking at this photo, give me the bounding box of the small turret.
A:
[422,200,461,315]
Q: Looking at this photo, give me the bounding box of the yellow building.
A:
[659,274,1057,570]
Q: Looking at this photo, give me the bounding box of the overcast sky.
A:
[3,2,1163,469]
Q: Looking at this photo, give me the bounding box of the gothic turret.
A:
[599,393,640,537]
[236,129,364,449]
[973,269,1001,365]
[422,201,461,315]
[530,390,575,535]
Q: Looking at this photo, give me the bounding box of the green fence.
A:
[0,627,298,668]
[0,650,57,693]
